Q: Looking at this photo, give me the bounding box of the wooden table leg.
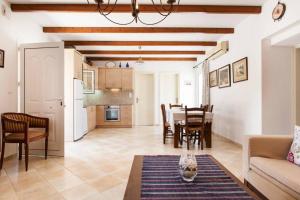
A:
[174,123,180,148]
[205,123,212,148]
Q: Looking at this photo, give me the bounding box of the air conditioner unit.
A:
[206,41,229,60]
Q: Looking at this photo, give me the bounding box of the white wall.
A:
[297,49,300,126]
[92,61,196,125]
[0,0,54,157]
[207,0,300,144]
[262,39,294,134]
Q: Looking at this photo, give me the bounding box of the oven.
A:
[104,105,120,121]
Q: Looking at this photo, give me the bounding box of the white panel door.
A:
[20,42,64,156]
[135,73,154,126]
[160,73,179,106]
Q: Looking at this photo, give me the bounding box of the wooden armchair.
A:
[1,113,49,171]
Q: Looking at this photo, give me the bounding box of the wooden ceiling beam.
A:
[79,50,205,55]
[64,41,217,46]
[11,4,261,14]
[86,57,197,61]
[44,27,234,34]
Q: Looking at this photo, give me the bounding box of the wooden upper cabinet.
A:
[105,68,122,89]
[98,68,106,90]
[97,68,134,90]
[74,51,83,80]
[121,69,133,91]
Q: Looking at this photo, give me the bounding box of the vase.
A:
[179,154,198,182]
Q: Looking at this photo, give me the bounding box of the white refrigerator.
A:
[73,79,88,141]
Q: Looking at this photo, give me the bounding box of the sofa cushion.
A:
[250,157,300,195]
[287,126,300,165]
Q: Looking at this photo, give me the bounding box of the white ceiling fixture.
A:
[87,0,180,25]
[136,46,145,64]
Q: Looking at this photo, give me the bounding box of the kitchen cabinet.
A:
[121,105,132,126]
[87,106,96,131]
[98,68,134,90]
[96,105,132,127]
[98,68,106,90]
[121,69,133,91]
[105,68,122,89]
[96,106,105,126]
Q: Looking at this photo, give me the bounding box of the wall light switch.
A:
[129,92,132,98]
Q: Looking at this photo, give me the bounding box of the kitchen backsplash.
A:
[84,90,134,107]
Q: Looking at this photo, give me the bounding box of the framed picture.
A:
[0,49,4,68]
[83,70,95,94]
[209,70,218,88]
[232,57,248,83]
[218,65,231,88]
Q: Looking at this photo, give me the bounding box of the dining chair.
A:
[184,106,206,150]
[169,104,183,109]
[208,105,214,112]
[200,104,209,111]
[0,113,49,171]
[161,104,173,144]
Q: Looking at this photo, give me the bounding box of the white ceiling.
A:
[8,0,267,59]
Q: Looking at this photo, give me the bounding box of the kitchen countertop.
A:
[84,104,133,108]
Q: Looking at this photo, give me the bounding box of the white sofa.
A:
[243,135,300,200]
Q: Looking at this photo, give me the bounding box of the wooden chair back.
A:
[201,104,212,112]
[161,104,167,126]
[169,104,183,109]
[184,106,207,131]
[208,105,214,112]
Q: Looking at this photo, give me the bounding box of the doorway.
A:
[20,42,65,156]
[159,73,179,106]
[135,72,155,126]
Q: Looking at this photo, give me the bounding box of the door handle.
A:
[58,99,64,107]
[136,97,139,104]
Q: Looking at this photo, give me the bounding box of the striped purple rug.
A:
[141,155,255,200]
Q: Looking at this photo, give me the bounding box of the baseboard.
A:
[244,179,269,200]
[212,132,242,147]
[96,125,132,128]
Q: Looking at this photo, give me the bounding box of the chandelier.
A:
[87,0,180,25]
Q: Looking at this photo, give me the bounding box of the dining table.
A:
[167,108,214,148]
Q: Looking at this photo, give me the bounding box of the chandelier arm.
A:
[159,0,173,12]
[97,1,117,16]
[137,13,171,25]
[100,11,136,25]
[97,0,119,14]
[170,0,181,12]
[150,0,174,17]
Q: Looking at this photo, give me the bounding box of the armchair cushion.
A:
[287,126,300,165]
[5,130,46,142]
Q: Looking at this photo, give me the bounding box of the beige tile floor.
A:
[0,126,243,200]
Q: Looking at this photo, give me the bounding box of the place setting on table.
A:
[124,153,260,200]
